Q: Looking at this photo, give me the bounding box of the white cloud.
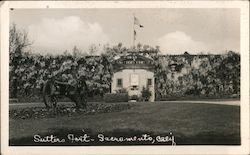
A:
[28,16,109,54]
[156,31,208,55]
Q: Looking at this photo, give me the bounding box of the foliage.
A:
[9,24,32,98]
[141,87,152,101]
[115,88,128,94]
[9,49,114,99]
[104,93,129,103]
[130,95,138,101]
[10,103,134,119]
[8,26,240,101]
[153,51,240,100]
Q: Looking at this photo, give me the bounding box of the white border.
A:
[1,1,249,155]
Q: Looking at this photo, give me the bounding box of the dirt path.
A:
[9,100,240,110]
[158,100,240,106]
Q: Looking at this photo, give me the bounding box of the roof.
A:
[113,53,154,72]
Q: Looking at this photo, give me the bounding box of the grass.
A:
[9,102,240,145]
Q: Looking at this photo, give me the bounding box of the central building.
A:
[111,53,155,102]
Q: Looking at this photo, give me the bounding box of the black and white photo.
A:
[1,1,249,155]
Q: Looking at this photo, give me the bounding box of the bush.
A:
[115,88,128,94]
[130,95,138,101]
[141,87,152,101]
[104,93,129,103]
[9,103,134,119]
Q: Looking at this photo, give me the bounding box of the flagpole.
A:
[133,14,135,48]
[132,14,136,72]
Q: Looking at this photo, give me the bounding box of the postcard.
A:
[1,1,249,155]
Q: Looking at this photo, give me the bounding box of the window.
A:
[117,78,123,87]
[147,79,152,86]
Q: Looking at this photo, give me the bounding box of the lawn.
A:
[9,101,240,145]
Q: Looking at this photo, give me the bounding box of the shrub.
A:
[141,87,152,101]
[115,88,128,94]
[9,103,134,119]
[130,95,138,101]
[104,93,129,103]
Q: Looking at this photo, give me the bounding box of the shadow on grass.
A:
[9,128,240,146]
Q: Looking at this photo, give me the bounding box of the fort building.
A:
[111,52,155,102]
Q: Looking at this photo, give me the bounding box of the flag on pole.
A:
[133,15,143,47]
[134,16,144,28]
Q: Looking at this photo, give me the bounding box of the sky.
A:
[10,8,240,55]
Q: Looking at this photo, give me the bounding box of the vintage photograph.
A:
[7,5,242,147]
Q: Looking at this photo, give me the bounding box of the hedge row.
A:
[103,93,129,103]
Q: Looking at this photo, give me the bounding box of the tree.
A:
[72,45,86,58]
[88,44,98,55]
[9,24,32,98]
